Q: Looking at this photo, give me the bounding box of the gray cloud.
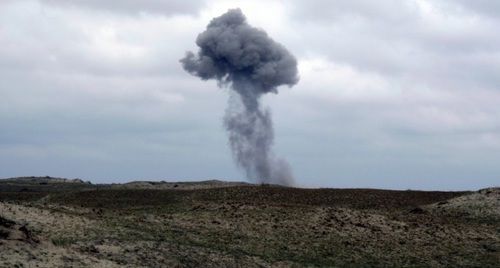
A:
[291,0,417,23]
[290,0,500,91]
[445,0,500,17]
[41,0,205,16]
[0,0,499,190]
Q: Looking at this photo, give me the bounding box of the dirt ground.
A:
[0,177,498,267]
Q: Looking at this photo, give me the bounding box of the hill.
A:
[0,177,498,267]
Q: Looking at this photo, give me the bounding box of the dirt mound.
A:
[0,216,39,244]
[428,187,500,223]
[0,203,121,267]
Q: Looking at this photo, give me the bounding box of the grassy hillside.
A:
[0,177,498,267]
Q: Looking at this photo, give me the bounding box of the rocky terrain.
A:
[0,177,498,267]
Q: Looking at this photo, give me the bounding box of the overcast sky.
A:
[1,0,499,190]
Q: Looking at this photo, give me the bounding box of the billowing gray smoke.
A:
[180,9,299,186]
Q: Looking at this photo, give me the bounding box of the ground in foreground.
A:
[0,177,498,267]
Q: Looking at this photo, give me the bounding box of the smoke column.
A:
[180,9,299,186]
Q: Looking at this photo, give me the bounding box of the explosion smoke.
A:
[180,9,299,186]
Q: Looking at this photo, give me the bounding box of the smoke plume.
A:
[180,9,299,186]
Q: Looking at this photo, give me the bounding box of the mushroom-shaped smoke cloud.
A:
[181,9,299,186]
